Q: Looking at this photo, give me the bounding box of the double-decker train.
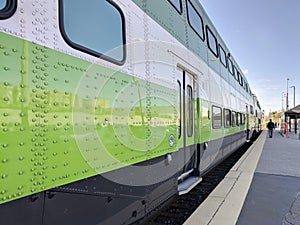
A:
[0,0,262,224]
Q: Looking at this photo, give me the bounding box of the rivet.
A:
[2,144,8,148]
[4,81,9,86]
[19,156,24,161]
[3,97,9,101]
[3,113,8,117]
[1,174,7,179]
[18,171,24,175]
[1,122,7,126]
[19,142,25,146]
[18,186,23,190]
[2,159,8,163]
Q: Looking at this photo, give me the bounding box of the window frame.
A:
[186,0,205,41]
[212,105,222,129]
[206,26,218,57]
[58,0,126,65]
[0,0,17,19]
[168,0,182,14]
[219,44,227,68]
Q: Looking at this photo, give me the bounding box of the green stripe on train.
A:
[0,32,178,204]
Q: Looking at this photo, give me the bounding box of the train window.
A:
[206,26,218,57]
[237,71,242,85]
[219,45,227,67]
[237,113,241,126]
[212,106,222,129]
[0,0,17,19]
[224,109,231,128]
[59,0,126,64]
[187,0,204,40]
[233,66,239,81]
[245,82,249,93]
[187,85,193,137]
[228,58,234,75]
[0,0,6,10]
[232,111,237,127]
[250,105,254,114]
[168,0,182,14]
[177,81,182,139]
[242,114,246,125]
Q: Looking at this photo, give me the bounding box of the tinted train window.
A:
[177,81,182,139]
[219,45,227,67]
[168,0,182,13]
[212,106,222,129]
[0,0,17,19]
[187,85,193,137]
[232,111,236,127]
[233,66,239,81]
[228,58,234,75]
[206,26,218,57]
[187,0,204,40]
[0,0,6,10]
[60,0,125,64]
[237,113,241,126]
[224,109,231,127]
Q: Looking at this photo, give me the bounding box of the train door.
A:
[177,68,201,195]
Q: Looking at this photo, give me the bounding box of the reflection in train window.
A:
[0,0,6,10]
[224,109,231,128]
[206,26,218,57]
[168,0,182,13]
[60,0,126,64]
[177,81,182,139]
[228,58,234,75]
[232,111,237,127]
[212,106,222,129]
[219,45,227,68]
[187,0,204,40]
[187,85,193,137]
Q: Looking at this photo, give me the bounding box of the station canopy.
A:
[285,104,300,119]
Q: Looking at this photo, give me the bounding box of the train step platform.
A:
[183,129,300,225]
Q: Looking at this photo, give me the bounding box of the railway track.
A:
[140,132,261,225]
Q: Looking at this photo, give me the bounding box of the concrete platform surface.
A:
[184,130,300,225]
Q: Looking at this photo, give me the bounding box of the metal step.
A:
[178,176,202,195]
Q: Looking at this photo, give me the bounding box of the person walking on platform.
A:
[267,119,275,138]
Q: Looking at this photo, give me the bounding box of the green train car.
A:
[0,0,262,224]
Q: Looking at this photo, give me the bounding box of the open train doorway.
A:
[177,68,201,195]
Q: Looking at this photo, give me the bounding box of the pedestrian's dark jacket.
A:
[267,121,275,129]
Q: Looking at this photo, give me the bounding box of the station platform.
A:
[183,129,300,225]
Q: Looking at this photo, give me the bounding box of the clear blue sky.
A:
[201,0,300,114]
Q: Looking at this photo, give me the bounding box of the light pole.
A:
[286,78,289,111]
[290,85,295,108]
